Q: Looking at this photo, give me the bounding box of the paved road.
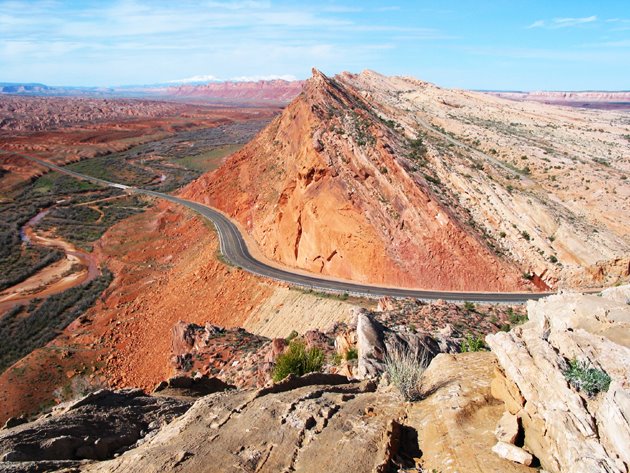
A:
[18,154,554,303]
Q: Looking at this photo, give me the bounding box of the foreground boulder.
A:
[356,309,458,379]
[0,389,192,468]
[80,374,405,473]
[487,287,630,473]
[406,352,535,473]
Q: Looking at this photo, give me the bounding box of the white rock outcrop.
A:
[491,441,533,466]
[486,287,630,473]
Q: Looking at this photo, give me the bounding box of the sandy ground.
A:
[0,215,98,314]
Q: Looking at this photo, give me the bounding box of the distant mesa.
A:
[166,79,305,104]
[0,79,305,105]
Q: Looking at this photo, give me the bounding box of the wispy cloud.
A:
[526,20,546,29]
[167,74,221,83]
[527,15,597,29]
[0,0,451,85]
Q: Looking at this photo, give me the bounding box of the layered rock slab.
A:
[0,389,192,465]
[406,352,535,473]
[80,375,402,473]
[487,287,630,473]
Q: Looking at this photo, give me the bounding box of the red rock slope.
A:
[182,69,528,291]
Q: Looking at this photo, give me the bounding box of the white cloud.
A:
[0,0,452,85]
[526,20,546,29]
[553,16,597,28]
[527,16,598,29]
[166,74,222,83]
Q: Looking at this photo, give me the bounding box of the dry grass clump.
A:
[385,345,429,401]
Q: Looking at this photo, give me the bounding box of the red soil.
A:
[0,201,278,424]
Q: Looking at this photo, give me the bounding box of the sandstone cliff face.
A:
[487,287,630,472]
[183,69,527,291]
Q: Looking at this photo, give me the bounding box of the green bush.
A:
[272,341,324,382]
[507,308,528,326]
[345,348,358,361]
[460,334,486,352]
[285,330,299,342]
[563,359,611,397]
[463,301,475,312]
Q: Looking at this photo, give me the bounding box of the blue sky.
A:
[1,0,629,90]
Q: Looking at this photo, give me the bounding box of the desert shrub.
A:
[460,334,486,352]
[331,352,343,366]
[408,136,427,161]
[384,345,429,401]
[345,348,358,361]
[272,341,324,382]
[463,301,475,312]
[563,359,611,397]
[507,308,528,326]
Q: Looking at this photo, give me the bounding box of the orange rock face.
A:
[183,70,527,291]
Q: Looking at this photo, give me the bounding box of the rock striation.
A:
[486,286,630,473]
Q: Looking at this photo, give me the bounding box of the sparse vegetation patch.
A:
[272,340,324,382]
[0,269,113,374]
[563,359,611,397]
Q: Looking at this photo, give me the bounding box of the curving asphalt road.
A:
[17,154,554,303]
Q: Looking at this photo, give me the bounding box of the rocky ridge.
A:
[183,69,529,291]
[184,69,629,290]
